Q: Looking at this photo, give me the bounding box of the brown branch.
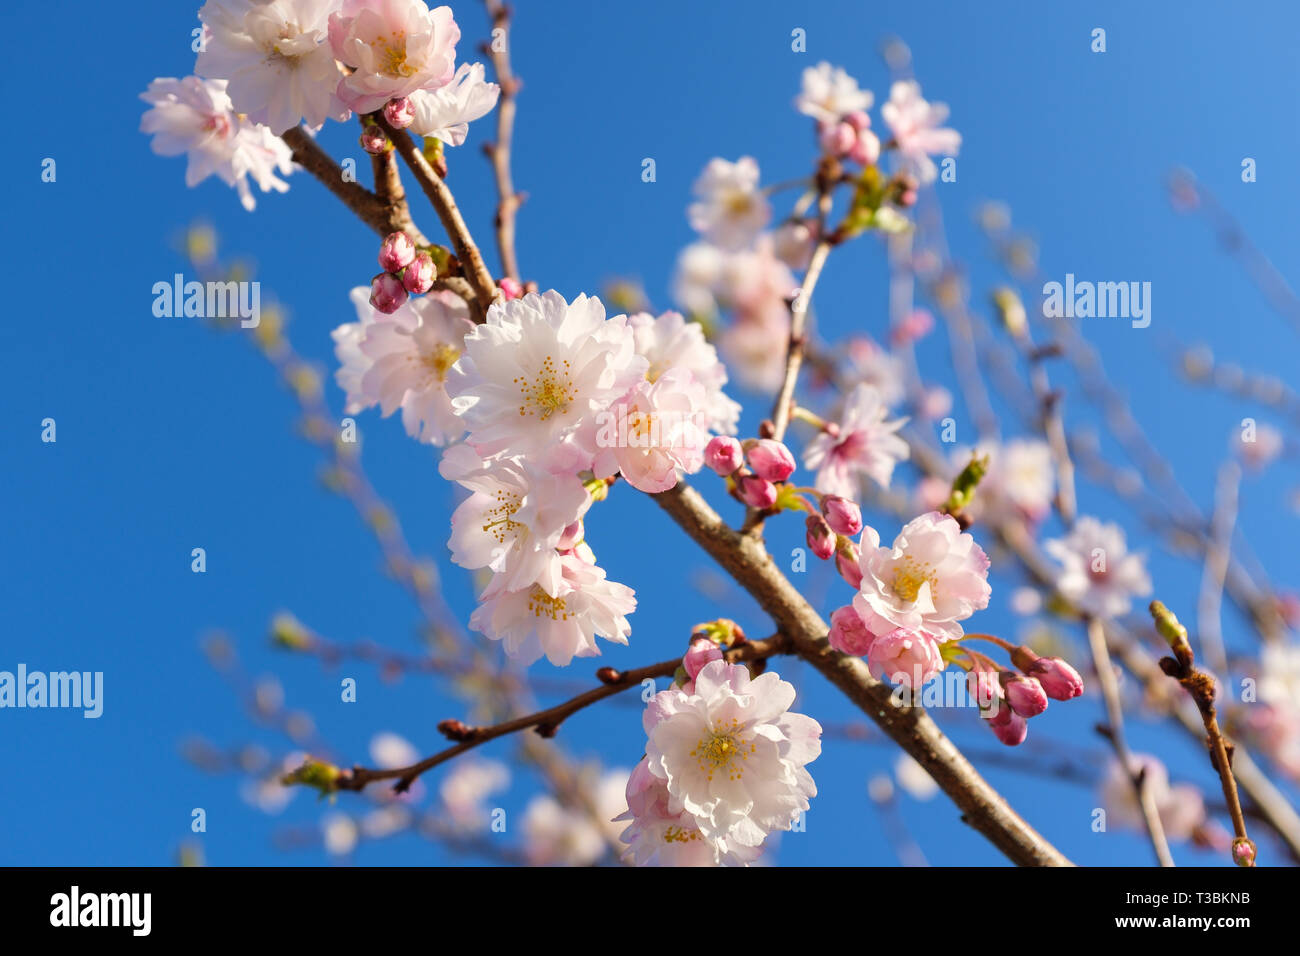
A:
[652,480,1073,866]
[281,128,425,242]
[373,116,502,317]
[770,239,832,441]
[482,0,523,281]
[334,635,790,794]
[1150,601,1257,866]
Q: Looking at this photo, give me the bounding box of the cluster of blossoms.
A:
[1100,753,1229,850]
[617,631,822,866]
[140,1,500,210]
[335,284,741,665]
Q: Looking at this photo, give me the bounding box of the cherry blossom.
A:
[590,369,708,494]
[958,439,1056,526]
[1100,754,1209,842]
[407,62,501,145]
[196,0,348,134]
[854,511,992,642]
[794,62,874,125]
[687,157,770,251]
[1044,516,1152,618]
[627,310,742,434]
[469,553,635,666]
[331,287,474,444]
[139,76,293,211]
[447,291,646,462]
[866,627,944,688]
[441,445,592,597]
[617,757,762,866]
[439,759,509,830]
[328,0,461,113]
[803,384,910,498]
[881,80,961,185]
[642,659,821,851]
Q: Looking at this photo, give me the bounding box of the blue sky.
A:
[3,0,1298,866]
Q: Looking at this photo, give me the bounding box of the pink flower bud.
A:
[828,604,873,656]
[968,668,1004,713]
[369,272,408,314]
[821,495,863,536]
[820,120,856,157]
[836,546,863,589]
[1025,656,1085,701]
[738,475,777,509]
[1232,839,1257,867]
[988,705,1028,746]
[383,96,416,130]
[746,439,796,482]
[844,110,871,132]
[849,128,882,166]
[499,276,523,300]
[378,232,416,273]
[1002,673,1049,718]
[805,515,835,560]
[704,435,744,476]
[359,124,388,155]
[402,251,436,294]
[682,638,723,680]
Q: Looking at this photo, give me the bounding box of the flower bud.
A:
[402,251,436,294]
[369,272,408,314]
[359,124,388,154]
[378,231,416,273]
[383,96,415,130]
[704,435,744,476]
[988,705,1028,746]
[746,438,796,482]
[1024,656,1084,701]
[820,120,856,157]
[805,515,835,560]
[499,276,524,300]
[821,495,863,536]
[836,544,863,589]
[738,475,777,509]
[967,668,1005,714]
[1002,673,1049,718]
[683,638,723,680]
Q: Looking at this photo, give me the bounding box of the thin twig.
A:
[482,0,523,281]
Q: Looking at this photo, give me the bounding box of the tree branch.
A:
[482,0,523,282]
[335,635,790,794]
[651,480,1073,866]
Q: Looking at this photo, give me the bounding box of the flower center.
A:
[375,33,415,77]
[421,342,460,383]
[515,356,574,421]
[690,719,754,782]
[527,587,570,621]
[662,825,700,845]
[480,489,523,543]
[891,555,936,603]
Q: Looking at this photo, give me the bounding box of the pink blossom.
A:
[383,95,416,129]
[853,511,991,642]
[589,369,708,494]
[627,310,742,435]
[329,0,461,114]
[836,547,863,589]
[988,705,1027,746]
[881,80,961,185]
[866,627,944,687]
[1024,655,1085,701]
[803,383,909,498]
[828,604,873,656]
